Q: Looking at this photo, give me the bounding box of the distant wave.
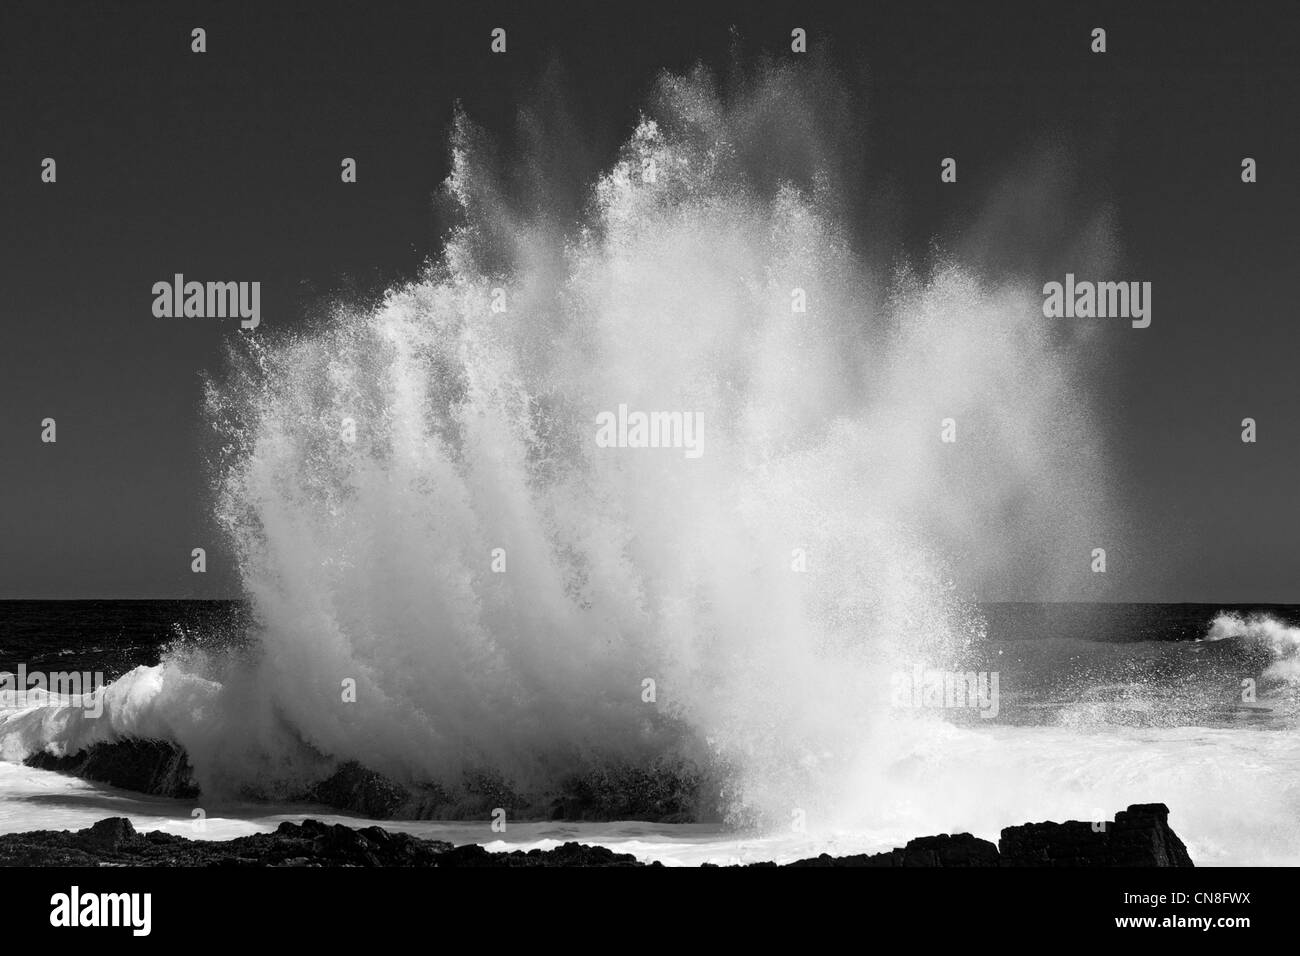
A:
[1205,611,1300,682]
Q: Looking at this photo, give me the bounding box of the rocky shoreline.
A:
[18,739,1196,866]
[0,803,1193,867]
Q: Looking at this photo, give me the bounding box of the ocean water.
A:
[1,600,1297,866]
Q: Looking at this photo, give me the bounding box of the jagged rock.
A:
[0,804,1193,867]
[78,817,141,852]
[24,739,198,798]
[0,806,1196,868]
[0,817,455,867]
[435,841,651,867]
[307,761,411,819]
[787,833,1001,867]
[0,818,643,867]
[999,803,1194,866]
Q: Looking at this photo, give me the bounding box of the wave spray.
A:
[10,61,1122,832]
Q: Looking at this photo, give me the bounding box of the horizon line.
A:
[0,596,1296,607]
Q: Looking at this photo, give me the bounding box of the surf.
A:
[4,58,1147,835]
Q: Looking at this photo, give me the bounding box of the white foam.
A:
[1206,611,1300,681]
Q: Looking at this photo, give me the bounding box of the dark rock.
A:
[436,841,650,867]
[307,761,411,819]
[0,818,643,867]
[434,843,493,867]
[549,762,713,823]
[999,803,1194,867]
[27,741,719,823]
[0,804,1195,867]
[787,833,1000,867]
[24,739,198,798]
[899,833,1002,867]
[78,817,141,852]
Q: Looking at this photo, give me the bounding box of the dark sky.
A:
[0,0,1296,601]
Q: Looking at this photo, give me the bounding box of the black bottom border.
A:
[4,864,1279,941]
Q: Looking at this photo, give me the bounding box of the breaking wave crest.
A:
[1207,611,1300,683]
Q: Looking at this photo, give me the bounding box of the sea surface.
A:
[0,600,1296,866]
